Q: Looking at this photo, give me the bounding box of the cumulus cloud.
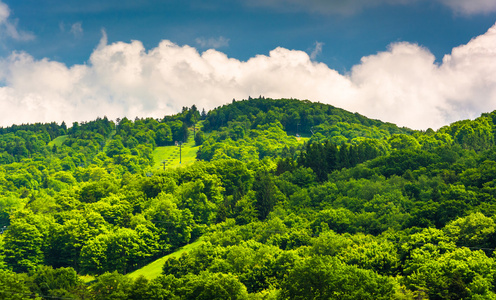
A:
[244,0,496,15]
[195,36,229,49]
[1,23,496,130]
[0,0,34,41]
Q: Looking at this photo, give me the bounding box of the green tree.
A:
[176,272,249,300]
[195,131,205,146]
[404,247,496,299]
[2,221,44,272]
[90,271,132,300]
[280,255,397,299]
[155,123,173,146]
[388,134,420,151]
[443,212,496,249]
[29,265,85,299]
[0,269,32,299]
[253,169,285,220]
[144,193,193,250]
[80,228,150,275]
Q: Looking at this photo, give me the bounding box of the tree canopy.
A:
[1,98,496,299]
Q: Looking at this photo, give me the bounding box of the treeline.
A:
[203,97,406,137]
[296,139,388,181]
[196,98,409,162]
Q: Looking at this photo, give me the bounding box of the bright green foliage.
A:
[174,180,218,224]
[90,271,133,300]
[2,98,496,298]
[126,239,204,281]
[143,193,193,250]
[0,269,32,299]
[388,134,420,150]
[2,220,44,272]
[279,255,397,299]
[442,116,494,151]
[443,212,496,249]
[404,247,496,299]
[46,210,108,269]
[146,272,249,300]
[80,227,154,275]
[0,193,25,227]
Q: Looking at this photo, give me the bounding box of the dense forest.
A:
[1,97,496,299]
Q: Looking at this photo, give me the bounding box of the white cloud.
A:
[438,0,496,15]
[1,23,496,130]
[70,22,83,38]
[310,41,324,60]
[195,36,229,49]
[60,21,84,38]
[0,1,9,23]
[244,0,496,15]
[0,0,34,41]
[246,0,407,15]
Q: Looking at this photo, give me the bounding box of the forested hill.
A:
[1,98,496,299]
[203,97,407,134]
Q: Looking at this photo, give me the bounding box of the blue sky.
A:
[1,0,496,129]
[4,0,496,71]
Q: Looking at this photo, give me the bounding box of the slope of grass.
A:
[127,239,204,280]
[80,275,96,284]
[48,135,68,147]
[153,128,199,170]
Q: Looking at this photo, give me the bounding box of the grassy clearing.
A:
[152,124,309,170]
[48,135,68,147]
[80,275,95,284]
[127,239,205,281]
[152,128,199,170]
[296,136,310,143]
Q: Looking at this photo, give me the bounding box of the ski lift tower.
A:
[175,141,183,164]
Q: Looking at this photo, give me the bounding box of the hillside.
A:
[126,239,205,281]
[1,98,496,299]
[152,126,199,170]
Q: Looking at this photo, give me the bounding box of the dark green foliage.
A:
[298,139,386,181]
[29,265,84,299]
[194,131,205,146]
[203,98,406,137]
[253,169,284,220]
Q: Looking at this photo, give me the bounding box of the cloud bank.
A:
[1,23,496,130]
